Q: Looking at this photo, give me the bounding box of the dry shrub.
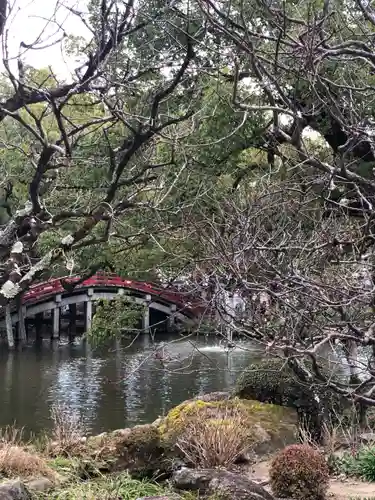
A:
[49,403,85,456]
[270,444,329,500]
[0,444,55,479]
[176,406,249,467]
[0,424,55,479]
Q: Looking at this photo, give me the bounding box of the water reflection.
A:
[0,335,261,435]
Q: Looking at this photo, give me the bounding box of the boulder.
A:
[173,468,275,500]
[359,432,375,444]
[136,497,179,500]
[193,391,231,402]
[111,424,171,479]
[0,480,31,500]
[24,477,53,493]
[158,397,298,461]
[84,423,172,479]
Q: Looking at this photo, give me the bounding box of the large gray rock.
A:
[173,468,275,500]
[25,477,53,493]
[193,391,231,402]
[136,497,179,500]
[0,480,31,500]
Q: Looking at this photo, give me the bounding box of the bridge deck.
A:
[0,273,203,349]
[23,273,200,314]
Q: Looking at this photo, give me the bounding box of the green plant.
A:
[330,450,362,477]
[353,446,375,482]
[334,446,375,481]
[270,444,329,500]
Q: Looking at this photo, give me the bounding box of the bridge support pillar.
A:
[52,294,62,339]
[69,303,77,336]
[17,301,27,342]
[142,294,151,333]
[35,312,44,340]
[84,288,94,332]
[5,304,14,349]
[168,304,177,330]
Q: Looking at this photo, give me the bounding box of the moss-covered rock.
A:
[110,424,171,479]
[76,424,172,480]
[235,357,347,440]
[159,397,298,459]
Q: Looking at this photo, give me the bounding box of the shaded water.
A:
[0,334,261,435]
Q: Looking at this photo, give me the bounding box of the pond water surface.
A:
[0,334,261,435]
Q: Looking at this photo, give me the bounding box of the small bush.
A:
[176,406,249,467]
[270,444,329,500]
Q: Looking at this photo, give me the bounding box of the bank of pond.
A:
[0,359,375,499]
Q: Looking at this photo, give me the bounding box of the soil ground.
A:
[247,460,375,499]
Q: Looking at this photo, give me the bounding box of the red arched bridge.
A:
[0,273,203,347]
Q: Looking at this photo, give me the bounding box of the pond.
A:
[0,333,262,435]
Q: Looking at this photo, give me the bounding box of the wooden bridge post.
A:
[35,312,44,340]
[52,294,62,339]
[84,288,94,332]
[17,304,27,342]
[69,303,77,336]
[143,294,151,333]
[5,304,14,349]
[168,304,177,330]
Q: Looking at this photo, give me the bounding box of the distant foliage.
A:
[88,297,144,345]
[270,444,329,500]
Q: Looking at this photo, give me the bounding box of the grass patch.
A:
[32,472,194,499]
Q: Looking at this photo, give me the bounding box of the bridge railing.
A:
[22,273,204,315]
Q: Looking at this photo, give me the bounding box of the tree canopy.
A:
[3,0,375,407]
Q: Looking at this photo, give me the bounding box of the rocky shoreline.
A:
[0,389,374,499]
[0,393,299,499]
